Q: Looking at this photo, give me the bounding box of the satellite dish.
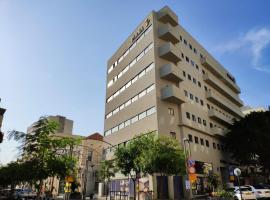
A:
[234,168,241,176]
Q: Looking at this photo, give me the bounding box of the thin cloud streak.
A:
[215,27,270,73]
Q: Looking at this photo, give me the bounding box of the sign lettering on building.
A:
[131,18,151,43]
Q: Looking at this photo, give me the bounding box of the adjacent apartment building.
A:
[0,100,6,143]
[28,116,104,197]
[103,6,243,199]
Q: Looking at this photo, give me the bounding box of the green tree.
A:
[99,160,116,199]
[114,133,155,200]
[8,116,80,198]
[114,133,185,199]
[223,111,270,180]
[143,136,185,176]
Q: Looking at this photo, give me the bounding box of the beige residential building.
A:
[103,6,243,199]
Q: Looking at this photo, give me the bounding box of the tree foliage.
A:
[223,111,270,171]
[2,116,81,197]
[114,132,185,198]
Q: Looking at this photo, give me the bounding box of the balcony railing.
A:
[157,6,178,26]
[203,73,243,107]
[206,91,244,118]
[159,42,181,63]
[161,85,185,104]
[160,64,183,83]
[200,57,241,94]
[158,24,179,44]
[210,127,226,137]
[208,109,232,126]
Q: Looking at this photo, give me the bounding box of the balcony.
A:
[160,64,183,83]
[157,6,178,26]
[161,85,185,104]
[206,91,244,118]
[200,57,241,94]
[158,24,179,44]
[203,73,243,107]
[210,127,226,137]
[159,42,181,63]
[209,109,232,126]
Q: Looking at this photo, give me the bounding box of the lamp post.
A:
[234,168,243,200]
[183,137,192,200]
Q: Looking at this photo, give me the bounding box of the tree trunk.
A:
[132,178,136,200]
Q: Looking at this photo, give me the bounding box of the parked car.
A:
[17,189,37,199]
[245,185,270,199]
[231,186,257,200]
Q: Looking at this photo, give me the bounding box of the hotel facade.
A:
[103,6,243,199]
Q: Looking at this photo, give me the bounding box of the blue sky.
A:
[0,0,270,164]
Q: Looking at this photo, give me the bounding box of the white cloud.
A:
[215,27,270,73]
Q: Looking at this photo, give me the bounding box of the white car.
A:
[245,185,270,199]
[232,186,257,200]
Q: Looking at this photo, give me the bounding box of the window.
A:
[189,93,194,100]
[125,119,131,127]
[198,117,202,124]
[147,107,156,116]
[202,69,205,74]
[194,48,197,54]
[180,52,184,59]
[130,59,136,68]
[204,86,208,91]
[206,140,209,147]
[195,136,198,144]
[188,134,193,142]
[198,81,201,87]
[170,132,176,139]
[207,104,210,110]
[112,107,119,115]
[131,116,138,124]
[132,95,138,103]
[139,90,146,98]
[200,138,204,145]
[119,123,125,130]
[184,39,187,45]
[217,144,220,150]
[186,112,191,119]
[131,76,138,84]
[119,104,125,110]
[184,90,188,97]
[196,64,199,70]
[185,56,189,62]
[183,71,186,77]
[138,70,145,78]
[137,52,144,61]
[210,123,213,128]
[192,114,196,122]
[200,100,204,106]
[195,97,199,103]
[168,108,174,115]
[112,126,118,133]
[180,35,182,41]
[191,60,195,66]
[138,111,146,120]
[107,80,113,88]
[188,74,191,80]
[193,78,197,84]
[203,120,207,126]
[125,100,131,107]
[200,54,204,59]
[213,142,216,149]
[189,44,193,50]
[147,84,155,93]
